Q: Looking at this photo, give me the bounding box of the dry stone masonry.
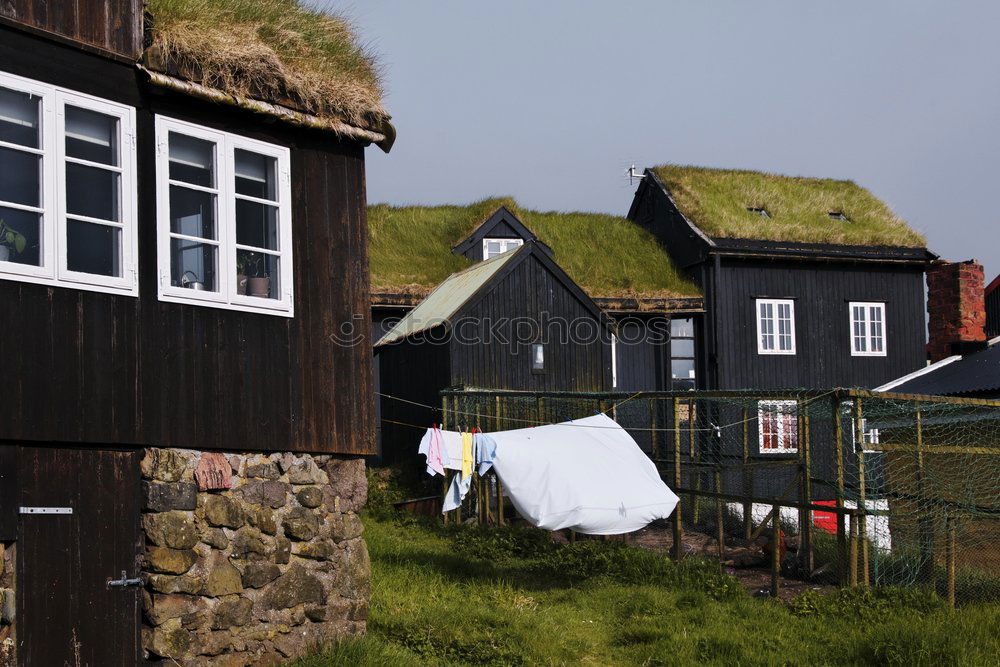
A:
[0,542,14,667]
[140,449,369,665]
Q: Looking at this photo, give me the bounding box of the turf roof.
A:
[144,0,388,133]
[368,198,702,299]
[651,165,926,247]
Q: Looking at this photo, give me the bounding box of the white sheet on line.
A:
[488,413,679,535]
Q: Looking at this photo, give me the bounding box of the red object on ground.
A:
[813,501,838,534]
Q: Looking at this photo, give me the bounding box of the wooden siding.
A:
[450,253,612,392]
[711,259,927,390]
[987,284,1000,339]
[376,339,450,464]
[613,317,669,391]
[0,29,375,455]
[0,0,142,59]
[0,445,15,540]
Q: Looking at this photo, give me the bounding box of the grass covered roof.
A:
[144,0,388,133]
[368,199,701,299]
[651,165,926,248]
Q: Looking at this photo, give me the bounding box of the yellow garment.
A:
[461,431,474,478]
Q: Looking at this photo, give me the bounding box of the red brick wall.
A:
[926,261,986,363]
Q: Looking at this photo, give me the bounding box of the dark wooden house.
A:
[368,200,704,454]
[628,165,935,392]
[375,241,614,462]
[0,1,392,663]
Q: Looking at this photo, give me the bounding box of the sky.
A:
[334,1,1000,279]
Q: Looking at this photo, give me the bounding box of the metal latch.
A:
[19,507,72,515]
[108,571,143,589]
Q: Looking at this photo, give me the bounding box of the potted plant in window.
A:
[0,219,26,263]
[246,253,270,299]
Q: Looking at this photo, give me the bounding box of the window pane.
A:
[531,343,544,370]
[65,106,117,166]
[170,186,216,239]
[237,249,280,299]
[234,149,276,200]
[66,163,119,221]
[485,240,502,258]
[0,147,40,206]
[235,199,278,250]
[671,359,695,389]
[0,87,39,148]
[168,133,214,187]
[0,205,41,266]
[672,338,694,358]
[670,318,694,338]
[66,220,120,276]
[171,239,217,291]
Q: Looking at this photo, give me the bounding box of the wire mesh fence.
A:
[439,387,1000,606]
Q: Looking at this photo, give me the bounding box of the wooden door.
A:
[17,446,141,666]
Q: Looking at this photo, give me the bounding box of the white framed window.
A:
[482,237,522,260]
[853,416,880,454]
[849,302,886,356]
[758,400,798,453]
[155,116,293,316]
[0,70,137,295]
[756,298,795,354]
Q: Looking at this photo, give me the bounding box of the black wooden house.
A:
[375,241,614,462]
[368,200,705,454]
[0,1,391,664]
[628,165,934,392]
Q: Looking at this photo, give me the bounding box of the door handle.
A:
[108,571,143,589]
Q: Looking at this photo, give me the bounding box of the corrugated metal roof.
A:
[375,248,522,346]
[891,343,1000,396]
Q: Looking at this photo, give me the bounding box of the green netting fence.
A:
[438,387,1000,607]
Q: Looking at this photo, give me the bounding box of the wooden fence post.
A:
[715,467,725,561]
[854,397,869,586]
[691,399,701,525]
[651,399,659,459]
[802,401,814,573]
[442,396,450,525]
[946,514,957,609]
[770,501,781,598]
[833,395,848,585]
[673,397,683,561]
[848,511,859,588]
[742,406,752,540]
[915,409,935,586]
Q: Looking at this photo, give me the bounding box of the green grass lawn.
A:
[298,512,1000,666]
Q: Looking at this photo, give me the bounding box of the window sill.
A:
[0,266,139,297]
[157,291,293,317]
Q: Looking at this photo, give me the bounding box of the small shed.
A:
[375,242,613,463]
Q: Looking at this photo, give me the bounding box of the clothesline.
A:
[417,414,682,534]
[377,389,839,434]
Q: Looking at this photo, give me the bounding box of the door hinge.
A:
[20,506,72,514]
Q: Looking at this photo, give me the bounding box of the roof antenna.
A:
[626,164,645,185]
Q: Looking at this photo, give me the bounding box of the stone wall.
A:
[0,542,13,667]
[140,449,370,665]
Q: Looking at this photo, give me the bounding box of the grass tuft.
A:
[653,164,926,247]
[368,199,702,298]
[145,0,386,129]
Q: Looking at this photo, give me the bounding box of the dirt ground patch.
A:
[552,523,836,602]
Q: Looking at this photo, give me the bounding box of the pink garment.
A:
[427,427,445,476]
